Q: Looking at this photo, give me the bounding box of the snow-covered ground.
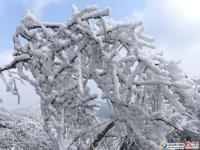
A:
[0,107,53,149]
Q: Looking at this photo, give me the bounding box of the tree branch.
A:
[89,121,115,150]
[0,55,30,73]
[27,23,62,30]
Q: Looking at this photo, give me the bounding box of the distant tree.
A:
[0,5,200,150]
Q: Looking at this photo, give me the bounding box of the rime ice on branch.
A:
[0,5,200,150]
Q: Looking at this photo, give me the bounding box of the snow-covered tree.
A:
[0,5,200,150]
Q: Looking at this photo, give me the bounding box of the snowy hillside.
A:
[0,107,52,150]
[18,103,41,121]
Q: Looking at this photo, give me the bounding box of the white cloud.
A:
[173,0,200,21]
[0,50,13,66]
[132,0,200,76]
[20,0,66,17]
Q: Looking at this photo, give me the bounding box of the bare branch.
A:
[89,121,115,150]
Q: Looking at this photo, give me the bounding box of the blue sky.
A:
[0,0,200,110]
